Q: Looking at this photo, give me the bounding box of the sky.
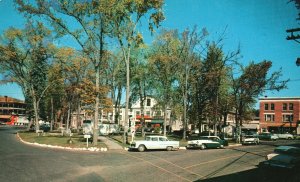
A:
[0,0,299,104]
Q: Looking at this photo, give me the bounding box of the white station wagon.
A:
[130,135,180,152]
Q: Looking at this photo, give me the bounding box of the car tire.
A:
[166,146,173,151]
[200,144,206,150]
[138,145,146,152]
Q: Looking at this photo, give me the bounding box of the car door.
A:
[210,137,221,148]
[158,137,167,149]
[149,137,159,149]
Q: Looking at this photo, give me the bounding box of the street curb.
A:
[16,132,108,152]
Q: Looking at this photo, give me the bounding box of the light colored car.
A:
[242,135,259,145]
[258,132,279,141]
[260,146,300,169]
[276,133,294,140]
[129,135,179,152]
[186,136,228,150]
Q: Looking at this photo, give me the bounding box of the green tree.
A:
[0,21,55,131]
[15,0,112,145]
[106,0,165,143]
[149,29,180,136]
[231,61,288,143]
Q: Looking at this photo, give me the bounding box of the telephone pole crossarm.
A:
[286,28,300,43]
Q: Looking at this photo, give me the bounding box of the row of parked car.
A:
[129,134,300,171]
[130,132,296,152]
[242,132,295,145]
[129,135,228,152]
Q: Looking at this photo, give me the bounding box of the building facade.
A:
[73,96,181,130]
[259,97,300,134]
[0,96,28,125]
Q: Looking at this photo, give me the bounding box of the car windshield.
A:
[199,137,209,140]
[245,135,255,138]
[274,147,300,156]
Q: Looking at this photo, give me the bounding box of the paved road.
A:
[1,126,300,182]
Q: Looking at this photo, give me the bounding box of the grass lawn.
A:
[18,131,107,148]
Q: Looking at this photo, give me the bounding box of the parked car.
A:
[129,135,179,152]
[276,133,294,140]
[242,135,260,145]
[258,132,279,141]
[40,124,50,132]
[259,146,300,170]
[186,136,228,150]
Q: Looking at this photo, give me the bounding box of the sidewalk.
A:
[98,136,124,150]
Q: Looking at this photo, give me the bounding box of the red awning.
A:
[260,122,297,127]
[135,115,152,120]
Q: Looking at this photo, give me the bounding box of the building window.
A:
[271,103,275,110]
[283,103,287,110]
[146,99,151,106]
[289,103,294,110]
[146,111,151,116]
[282,114,293,122]
[265,114,274,122]
[155,111,161,116]
[136,111,140,115]
[264,104,269,110]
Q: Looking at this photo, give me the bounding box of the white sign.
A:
[84,134,91,139]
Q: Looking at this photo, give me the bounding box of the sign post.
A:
[84,134,91,148]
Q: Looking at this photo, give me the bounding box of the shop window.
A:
[283,103,287,110]
[289,103,294,110]
[146,111,151,116]
[282,114,293,122]
[265,114,274,122]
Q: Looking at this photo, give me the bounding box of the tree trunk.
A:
[93,65,100,145]
[164,107,167,137]
[50,97,54,131]
[66,101,71,130]
[32,88,40,132]
[124,55,130,144]
[76,100,81,132]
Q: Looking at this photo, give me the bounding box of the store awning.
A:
[241,124,258,130]
[151,120,164,124]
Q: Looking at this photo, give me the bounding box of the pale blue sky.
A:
[0,0,299,102]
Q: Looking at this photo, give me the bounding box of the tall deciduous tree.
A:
[149,29,179,136]
[106,0,165,143]
[231,61,288,143]
[15,0,110,145]
[0,21,55,131]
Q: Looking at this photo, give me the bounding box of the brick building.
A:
[259,97,300,134]
[0,96,27,125]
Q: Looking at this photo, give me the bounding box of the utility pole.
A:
[286,28,300,66]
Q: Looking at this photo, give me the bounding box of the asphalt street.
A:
[1,126,300,182]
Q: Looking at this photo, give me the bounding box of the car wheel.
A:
[220,145,224,149]
[288,137,292,140]
[166,146,173,151]
[200,144,206,150]
[138,145,146,152]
